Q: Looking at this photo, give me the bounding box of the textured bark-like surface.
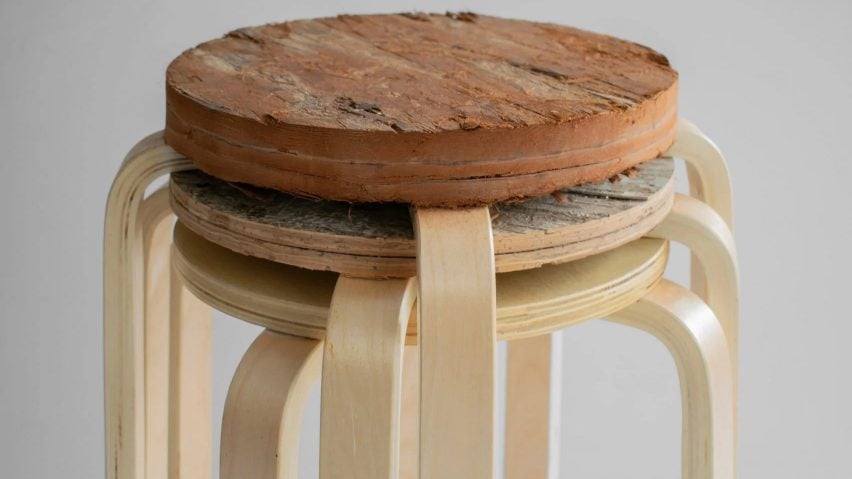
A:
[165,13,678,206]
[169,158,673,277]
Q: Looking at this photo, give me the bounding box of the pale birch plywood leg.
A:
[319,277,416,479]
[168,258,213,479]
[501,119,736,479]
[504,333,562,479]
[606,280,734,479]
[414,207,497,479]
[143,188,215,479]
[220,330,322,479]
[649,193,739,472]
[670,118,734,226]
[648,194,739,403]
[670,122,739,468]
[399,345,419,479]
[104,132,192,479]
[139,188,175,479]
[648,193,738,357]
[668,118,734,307]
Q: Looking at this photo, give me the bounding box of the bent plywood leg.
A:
[414,207,497,479]
[319,277,416,479]
[168,260,213,479]
[501,119,734,479]
[104,132,193,479]
[139,188,175,479]
[399,345,420,479]
[504,333,562,479]
[649,193,738,355]
[220,330,322,479]
[606,280,734,479]
[668,118,733,302]
[669,118,733,228]
[649,194,739,395]
[650,194,739,469]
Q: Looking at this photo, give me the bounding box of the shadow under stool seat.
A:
[104,12,737,479]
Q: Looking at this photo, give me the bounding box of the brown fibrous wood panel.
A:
[165,13,678,206]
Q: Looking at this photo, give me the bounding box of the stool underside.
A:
[169,157,674,278]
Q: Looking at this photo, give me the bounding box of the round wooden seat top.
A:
[165,13,678,206]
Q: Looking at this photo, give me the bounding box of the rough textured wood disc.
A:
[169,157,674,278]
[165,13,678,206]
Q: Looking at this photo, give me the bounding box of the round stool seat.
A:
[172,221,668,341]
[169,157,673,278]
[165,13,678,206]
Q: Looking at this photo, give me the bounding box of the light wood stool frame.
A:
[504,119,737,479]
[104,119,737,479]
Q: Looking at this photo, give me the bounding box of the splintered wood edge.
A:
[171,222,668,342]
[169,158,674,278]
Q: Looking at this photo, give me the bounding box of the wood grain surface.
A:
[165,13,678,205]
[169,158,673,278]
[170,221,668,342]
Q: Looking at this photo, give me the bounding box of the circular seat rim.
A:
[171,221,668,341]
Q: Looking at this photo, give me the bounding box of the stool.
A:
[103,13,738,479]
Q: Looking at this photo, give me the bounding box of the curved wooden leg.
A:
[649,195,738,379]
[139,188,175,479]
[104,132,193,479]
[649,193,738,358]
[669,118,733,227]
[668,118,733,305]
[414,207,497,479]
[319,277,416,479]
[504,333,562,479]
[649,193,739,472]
[399,345,419,479]
[502,119,736,479]
[141,187,214,479]
[606,280,734,479]
[168,257,213,479]
[220,330,323,479]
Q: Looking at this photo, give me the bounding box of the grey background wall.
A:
[1,0,850,477]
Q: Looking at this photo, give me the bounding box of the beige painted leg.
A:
[319,277,416,479]
[414,207,497,479]
[104,132,192,479]
[606,280,734,479]
[168,260,213,479]
[139,188,174,479]
[504,333,562,479]
[220,330,322,479]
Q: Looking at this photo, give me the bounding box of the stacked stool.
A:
[104,13,738,479]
